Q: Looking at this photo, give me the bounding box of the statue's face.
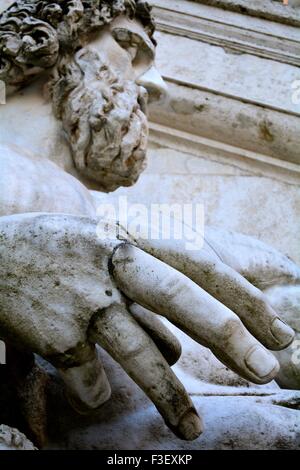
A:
[52,15,166,192]
[91,15,165,102]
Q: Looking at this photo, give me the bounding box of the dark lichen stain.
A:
[237,113,252,128]
[259,120,275,143]
[223,47,243,56]
[194,103,206,113]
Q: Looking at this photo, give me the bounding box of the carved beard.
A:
[50,48,149,192]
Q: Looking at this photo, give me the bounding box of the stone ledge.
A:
[149,121,300,185]
[149,81,300,166]
[153,1,300,67]
[190,0,300,26]
[151,1,300,166]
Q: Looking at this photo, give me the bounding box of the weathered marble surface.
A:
[44,342,300,450]
[0,425,35,450]
[193,0,300,26]
[0,0,300,450]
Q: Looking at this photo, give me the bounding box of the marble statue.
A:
[0,0,299,449]
[0,425,36,450]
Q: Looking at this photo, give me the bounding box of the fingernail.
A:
[271,318,294,347]
[245,345,279,380]
[176,409,203,441]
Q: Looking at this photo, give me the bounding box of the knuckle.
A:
[215,314,244,341]
[160,273,187,301]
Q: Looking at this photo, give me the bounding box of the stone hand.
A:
[0,213,295,441]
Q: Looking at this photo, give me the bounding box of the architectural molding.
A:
[163,75,300,118]
[152,0,300,67]
[149,122,300,185]
[149,78,300,166]
[190,1,300,27]
[150,0,300,169]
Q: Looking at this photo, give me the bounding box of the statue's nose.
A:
[136,66,168,103]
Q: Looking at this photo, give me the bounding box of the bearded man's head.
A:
[0,1,158,191]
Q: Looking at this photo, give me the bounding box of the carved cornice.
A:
[149,122,300,185]
[152,0,300,66]
[189,1,300,27]
[150,0,300,167]
[149,80,300,167]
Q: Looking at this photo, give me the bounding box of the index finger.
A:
[111,244,280,385]
[135,237,294,351]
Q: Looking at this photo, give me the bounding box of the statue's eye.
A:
[112,28,155,70]
[115,40,139,63]
[112,29,141,63]
[125,45,139,62]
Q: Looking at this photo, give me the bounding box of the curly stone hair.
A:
[0,0,155,90]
